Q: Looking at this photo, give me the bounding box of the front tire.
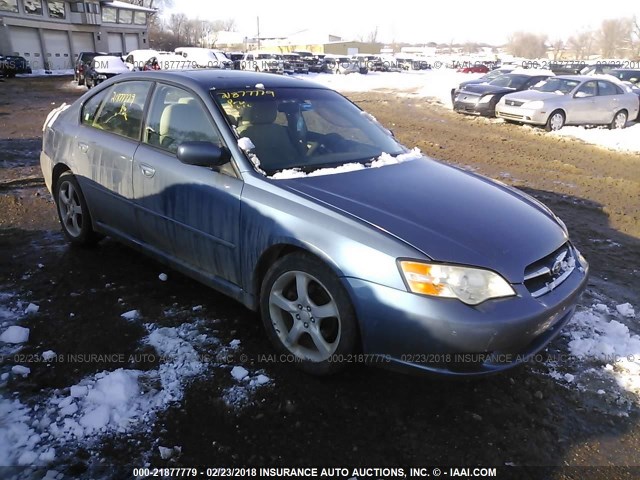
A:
[55,172,100,246]
[610,110,627,130]
[545,110,565,131]
[260,252,358,375]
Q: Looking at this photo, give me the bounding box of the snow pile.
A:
[223,367,271,409]
[270,147,423,179]
[616,303,636,318]
[24,303,39,315]
[238,136,266,175]
[0,323,205,466]
[551,124,640,154]
[552,302,640,408]
[120,309,140,321]
[237,137,256,152]
[0,325,30,344]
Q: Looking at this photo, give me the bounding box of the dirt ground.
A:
[1,77,640,479]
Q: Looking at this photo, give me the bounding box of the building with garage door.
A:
[0,0,154,71]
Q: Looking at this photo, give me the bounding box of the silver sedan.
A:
[495,75,640,131]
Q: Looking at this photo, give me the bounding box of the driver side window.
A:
[144,84,222,154]
[576,81,597,98]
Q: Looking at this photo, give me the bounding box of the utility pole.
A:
[257,16,261,50]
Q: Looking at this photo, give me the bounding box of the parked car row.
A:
[452,68,640,130]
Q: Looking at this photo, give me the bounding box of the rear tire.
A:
[260,252,358,375]
[610,110,627,130]
[55,172,100,246]
[545,110,565,131]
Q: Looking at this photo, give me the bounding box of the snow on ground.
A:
[0,293,271,468]
[296,70,474,109]
[547,300,640,414]
[295,70,640,153]
[551,124,640,154]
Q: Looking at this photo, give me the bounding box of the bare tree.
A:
[550,39,565,60]
[365,26,379,44]
[168,13,187,44]
[507,32,548,59]
[567,31,593,60]
[599,18,632,58]
[630,15,640,59]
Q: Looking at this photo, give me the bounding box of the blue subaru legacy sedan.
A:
[40,70,588,375]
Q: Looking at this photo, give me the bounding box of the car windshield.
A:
[213,87,406,175]
[610,70,640,83]
[483,70,505,81]
[488,74,530,89]
[532,77,580,94]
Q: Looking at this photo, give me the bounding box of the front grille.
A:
[498,112,524,120]
[524,244,576,298]
[506,99,525,107]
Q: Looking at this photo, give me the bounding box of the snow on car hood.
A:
[279,159,567,282]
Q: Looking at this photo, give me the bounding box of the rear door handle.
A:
[139,164,155,178]
[78,142,89,153]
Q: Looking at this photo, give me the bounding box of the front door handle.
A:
[139,164,155,178]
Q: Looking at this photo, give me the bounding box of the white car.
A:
[240,52,284,74]
[496,75,640,130]
[174,47,232,69]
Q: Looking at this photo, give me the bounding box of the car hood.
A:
[458,78,487,89]
[462,83,518,95]
[503,90,567,102]
[279,159,567,283]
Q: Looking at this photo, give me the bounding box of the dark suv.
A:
[74,51,106,86]
[0,55,32,77]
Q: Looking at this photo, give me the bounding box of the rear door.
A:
[77,80,152,238]
[132,83,243,285]
[597,80,622,123]
[569,80,598,124]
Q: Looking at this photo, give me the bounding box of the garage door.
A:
[9,26,43,70]
[108,33,123,55]
[124,34,139,54]
[43,30,71,70]
[71,32,95,62]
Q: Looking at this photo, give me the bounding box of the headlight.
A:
[479,94,494,103]
[399,261,516,305]
[523,100,543,109]
[97,74,107,80]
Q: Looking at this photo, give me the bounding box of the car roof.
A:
[117,69,327,90]
[554,75,590,81]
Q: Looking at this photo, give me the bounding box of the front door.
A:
[132,83,243,285]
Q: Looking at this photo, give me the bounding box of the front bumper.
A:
[453,97,496,116]
[495,104,548,125]
[344,254,588,376]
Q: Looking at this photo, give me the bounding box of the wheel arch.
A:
[251,242,347,310]
[52,163,72,200]
[547,108,567,121]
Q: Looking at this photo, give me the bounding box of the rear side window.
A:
[82,81,151,140]
[598,81,619,96]
[143,84,221,154]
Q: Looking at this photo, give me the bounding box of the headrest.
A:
[245,102,278,124]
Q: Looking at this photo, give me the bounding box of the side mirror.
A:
[177,141,229,168]
[574,91,590,98]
